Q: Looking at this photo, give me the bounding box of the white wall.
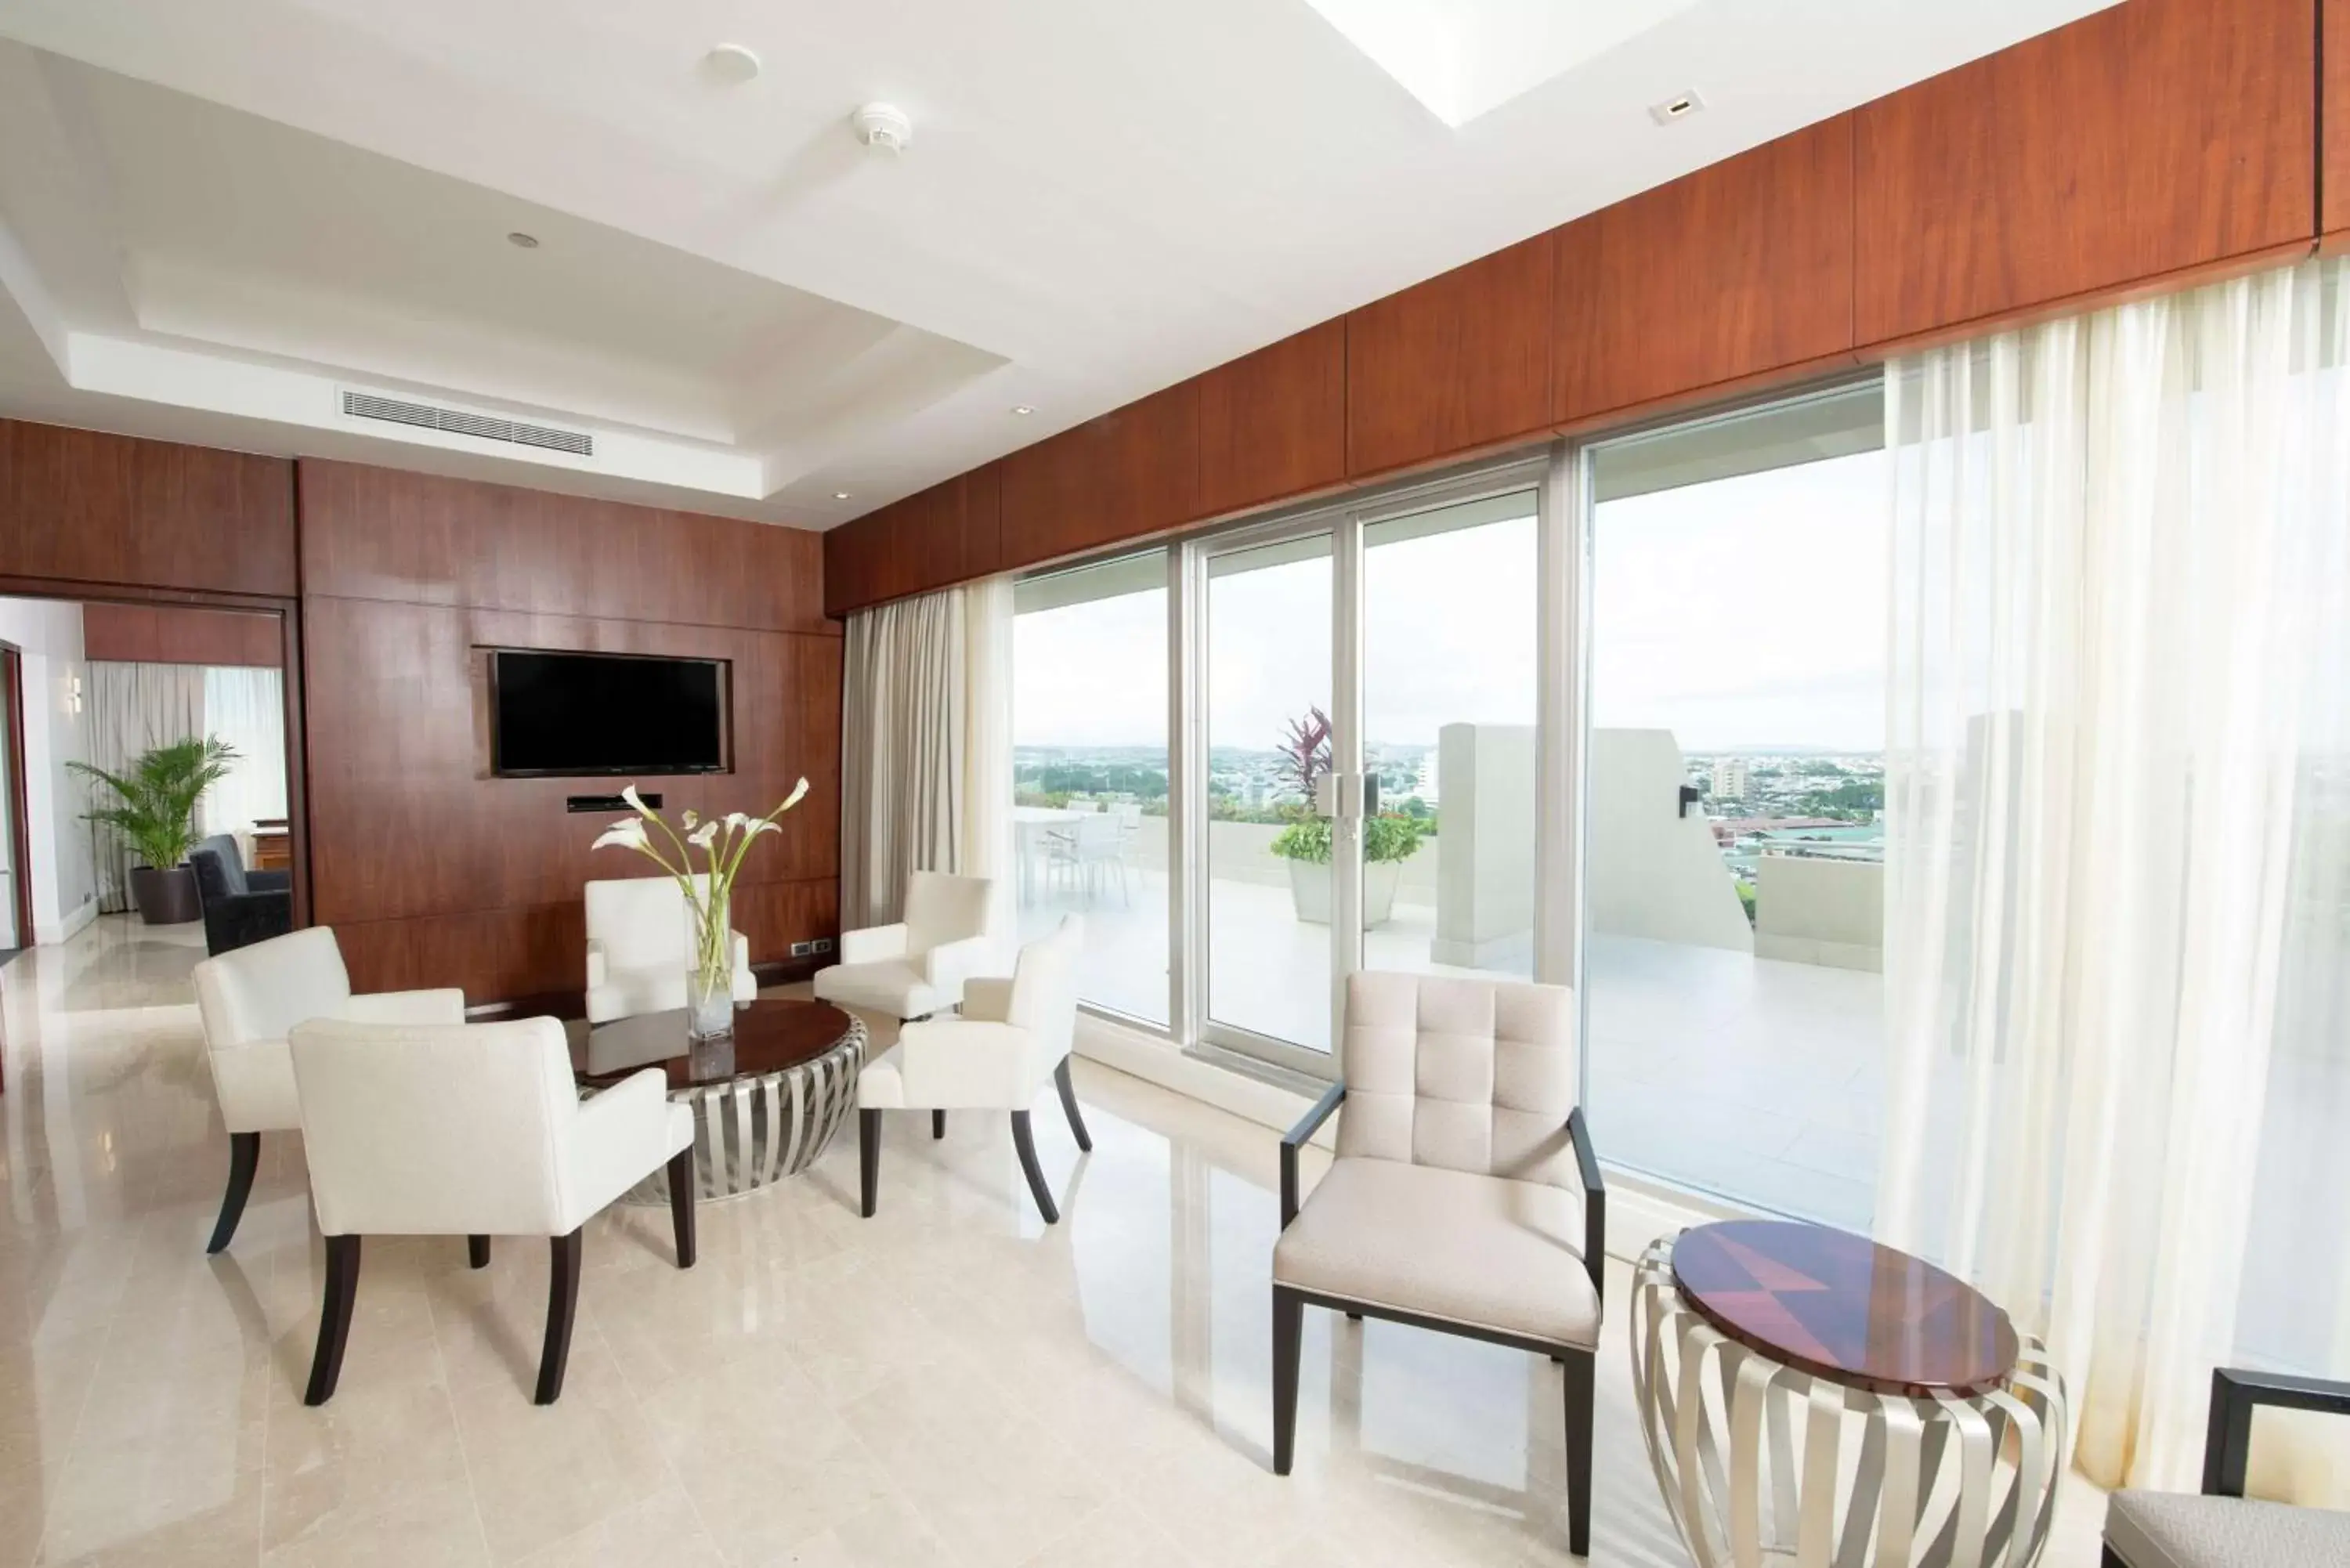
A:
[1585,728,1753,952]
[1755,854,1883,971]
[0,597,95,944]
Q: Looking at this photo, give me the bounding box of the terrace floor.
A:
[1018,869,1882,1230]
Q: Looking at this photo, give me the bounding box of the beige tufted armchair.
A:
[1272,970,1603,1557]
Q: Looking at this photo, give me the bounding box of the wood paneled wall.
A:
[298,461,840,1002]
[84,602,281,667]
[0,419,297,598]
[828,0,2322,611]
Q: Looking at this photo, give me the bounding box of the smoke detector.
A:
[851,103,913,154]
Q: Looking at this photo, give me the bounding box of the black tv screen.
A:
[490,649,727,776]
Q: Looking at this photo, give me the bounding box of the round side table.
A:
[569,999,866,1205]
[1631,1221,2068,1568]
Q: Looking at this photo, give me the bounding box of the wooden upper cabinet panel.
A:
[83,602,281,666]
[1000,382,1200,570]
[821,513,884,620]
[1853,0,2315,345]
[2326,0,2350,237]
[0,419,296,598]
[298,461,830,633]
[1346,233,1554,480]
[1198,321,1347,518]
[1555,117,1856,425]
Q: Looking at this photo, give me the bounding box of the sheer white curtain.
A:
[83,661,206,912]
[840,578,1019,948]
[1878,257,2350,1496]
[201,665,286,837]
[961,575,1017,960]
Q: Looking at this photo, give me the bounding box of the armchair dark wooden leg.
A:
[932,1109,945,1140]
[467,1235,490,1269]
[1563,1348,1594,1557]
[304,1234,362,1406]
[1010,1110,1058,1223]
[859,1108,881,1218]
[1054,1057,1092,1152]
[207,1132,260,1254]
[1272,1286,1303,1475]
[667,1149,696,1268]
[536,1228,583,1405]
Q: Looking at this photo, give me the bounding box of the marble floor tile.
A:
[0,915,2118,1567]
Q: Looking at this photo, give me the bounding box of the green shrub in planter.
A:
[1269,814,1424,865]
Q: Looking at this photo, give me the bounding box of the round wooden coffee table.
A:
[1631,1221,2068,1568]
[569,999,866,1205]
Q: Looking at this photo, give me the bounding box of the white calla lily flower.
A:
[620,783,648,814]
[687,820,719,848]
[593,818,648,851]
[782,777,810,811]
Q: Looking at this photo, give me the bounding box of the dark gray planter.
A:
[128,864,201,925]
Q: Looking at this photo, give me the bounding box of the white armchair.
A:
[190,926,465,1254]
[584,874,757,1024]
[856,916,1090,1223]
[287,1013,695,1406]
[813,869,995,1024]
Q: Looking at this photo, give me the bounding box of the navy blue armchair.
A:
[188,833,291,956]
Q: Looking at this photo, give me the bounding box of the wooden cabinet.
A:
[1555,118,1857,425]
[1198,321,1347,517]
[1346,233,1554,480]
[1000,381,1200,571]
[1854,0,2314,345]
[81,602,283,666]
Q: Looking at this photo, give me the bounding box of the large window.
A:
[1582,386,1888,1228]
[1013,554,1170,1025]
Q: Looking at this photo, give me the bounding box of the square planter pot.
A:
[128,864,202,925]
[1283,858,1401,928]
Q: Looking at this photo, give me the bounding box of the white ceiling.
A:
[0,0,2116,529]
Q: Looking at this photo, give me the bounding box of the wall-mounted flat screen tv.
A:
[488,649,728,777]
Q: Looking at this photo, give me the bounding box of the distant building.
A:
[1712,757,1751,802]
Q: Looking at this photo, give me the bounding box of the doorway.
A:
[0,641,31,959]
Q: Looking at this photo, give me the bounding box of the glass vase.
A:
[683,891,736,1044]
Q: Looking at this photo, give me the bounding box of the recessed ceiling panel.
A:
[1300,0,1705,125]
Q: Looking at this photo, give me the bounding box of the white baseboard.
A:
[1074,1011,1744,1263]
[35,897,96,946]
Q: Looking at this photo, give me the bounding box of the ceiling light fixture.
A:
[703,43,762,85]
[851,103,913,155]
[506,231,540,248]
[833,491,852,500]
[1010,405,1034,416]
[1648,89,1705,126]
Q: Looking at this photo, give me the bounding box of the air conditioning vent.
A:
[339,391,594,457]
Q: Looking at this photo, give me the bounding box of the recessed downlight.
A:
[1010,405,1035,416]
[506,231,540,249]
[703,43,762,85]
[833,491,852,500]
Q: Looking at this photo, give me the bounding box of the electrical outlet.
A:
[789,940,812,957]
[812,937,835,954]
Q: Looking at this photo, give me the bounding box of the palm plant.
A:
[70,736,240,869]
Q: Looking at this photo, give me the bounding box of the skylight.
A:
[1301,0,1701,127]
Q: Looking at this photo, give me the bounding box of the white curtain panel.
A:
[841,588,967,929]
[83,661,207,912]
[201,665,287,838]
[1877,257,2350,1497]
[960,575,1018,960]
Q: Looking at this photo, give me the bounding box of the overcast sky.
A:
[1012,449,1886,755]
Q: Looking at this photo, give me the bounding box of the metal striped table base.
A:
[609,1019,866,1206]
[1630,1236,2068,1568]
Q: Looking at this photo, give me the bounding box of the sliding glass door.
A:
[1010,456,1556,1084]
[1198,526,1341,1064]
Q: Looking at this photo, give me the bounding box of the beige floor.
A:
[0,916,2112,1566]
